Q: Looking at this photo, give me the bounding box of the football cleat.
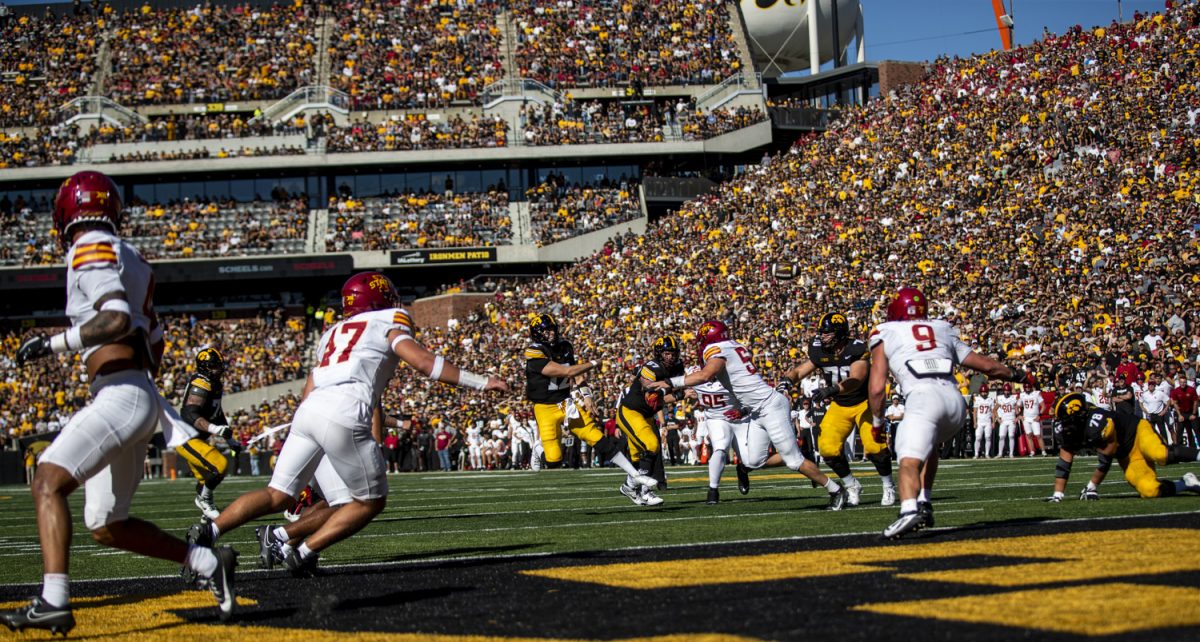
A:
[826,485,848,511]
[619,483,646,506]
[0,597,75,636]
[631,473,658,490]
[844,477,862,507]
[706,487,720,505]
[640,489,664,506]
[187,517,216,548]
[881,485,897,506]
[735,462,750,495]
[1079,487,1100,501]
[918,501,935,528]
[883,511,925,539]
[1183,472,1200,493]
[283,549,320,578]
[195,494,221,520]
[255,525,283,569]
[209,546,238,621]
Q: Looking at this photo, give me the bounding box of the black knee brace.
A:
[868,452,892,477]
[593,435,620,461]
[826,454,852,478]
[1055,456,1073,480]
[1096,453,1112,473]
[1167,445,1199,465]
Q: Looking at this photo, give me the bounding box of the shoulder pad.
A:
[71,241,118,271]
[524,344,548,360]
[639,363,661,381]
[391,308,414,330]
[189,377,212,392]
[702,344,723,363]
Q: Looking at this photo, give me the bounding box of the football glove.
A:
[1008,367,1037,388]
[16,333,51,365]
[724,407,745,421]
[208,424,233,440]
[1044,491,1064,503]
[775,379,794,394]
[810,384,839,405]
[871,417,887,444]
[1079,487,1100,501]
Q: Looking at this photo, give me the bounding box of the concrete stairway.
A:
[726,2,760,86]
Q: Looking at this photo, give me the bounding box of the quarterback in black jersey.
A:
[177,348,235,519]
[1047,393,1200,500]
[523,313,657,488]
[777,313,895,507]
[615,336,685,506]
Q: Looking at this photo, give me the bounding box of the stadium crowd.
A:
[511,0,740,88]
[0,6,100,127]
[328,0,503,110]
[105,2,319,106]
[325,190,512,251]
[519,98,764,145]
[326,114,508,152]
[526,175,641,245]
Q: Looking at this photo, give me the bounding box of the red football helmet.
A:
[1002,383,1013,395]
[341,271,398,317]
[53,170,123,248]
[696,320,729,350]
[886,287,929,322]
[979,383,990,395]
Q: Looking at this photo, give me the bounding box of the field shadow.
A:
[378,543,543,564]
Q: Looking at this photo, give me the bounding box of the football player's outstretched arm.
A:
[961,352,1036,386]
[390,329,509,392]
[778,360,816,390]
[16,291,132,365]
[541,359,598,379]
[867,343,890,422]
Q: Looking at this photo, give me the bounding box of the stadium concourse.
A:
[2,0,1200,640]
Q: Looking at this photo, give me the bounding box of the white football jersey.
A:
[868,319,972,396]
[466,426,481,445]
[1088,386,1112,410]
[307,307,413,425]
[65,229,157,362]
[973,393,995,423]
[1019,391,1042,418]
[699,339,774,410]
[996,395,1019,421]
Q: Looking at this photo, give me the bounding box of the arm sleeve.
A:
[180,382,209,427]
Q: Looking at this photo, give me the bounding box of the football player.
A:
[684,364,748,504]
[1019,382,1045,456]
[972,383,996,459]
[1047,392,1200,501]
[523,313,657,489]
[996,383,1020,457]
[2,172,235,634]
[651,320,848,509]
[868,287,1036,539]
[615,336,685,506]
[777,313,896,507]
[189,272,509,576]
[175,348,235,519]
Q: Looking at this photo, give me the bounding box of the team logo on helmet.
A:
[529,313,559,343]
[195,347,225,375]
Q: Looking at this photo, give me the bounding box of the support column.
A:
[808,0,821,75]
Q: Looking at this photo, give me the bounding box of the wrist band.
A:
[50,327,84,354]
[100,299,131,315]
[669,375,685,389]
[429,355,445,381]
[458,370,489,391]
[589,360,598,369]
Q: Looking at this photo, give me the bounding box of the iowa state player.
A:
[2,172,235,634]
[972,383,996,458]
[868,287,1036,539]
[190,272,508,576]
[995,384,1020,457]
[651,320,847,510]
[684,364,746,504]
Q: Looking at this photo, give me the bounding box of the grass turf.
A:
[1,456,1198,586]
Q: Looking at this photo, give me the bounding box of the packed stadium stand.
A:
[3,0,1197,453]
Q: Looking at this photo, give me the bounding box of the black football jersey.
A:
[807,338,869,406]
[620,359,683,417]
[524,339,575,404]
[180,372,226,427]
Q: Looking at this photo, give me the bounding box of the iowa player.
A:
[176,348,234,519]
[615,336,684,506]
[1049,392,1200,500]
[777,313,896,507]
[524,313,656,489]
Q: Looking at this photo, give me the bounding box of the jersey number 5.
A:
[911,324,937,352]
[319,321,367,367]
[734,346,758,374]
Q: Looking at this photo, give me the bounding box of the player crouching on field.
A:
[1046,392,1200,502]
[1,171,236,634]
[867,287,1037,539]
[188,272,508,576]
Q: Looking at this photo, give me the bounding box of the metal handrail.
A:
[254,85,350,123]
[695,72,762,109]
[57,96,147,126]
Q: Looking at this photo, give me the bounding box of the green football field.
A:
[2,456,1198,586]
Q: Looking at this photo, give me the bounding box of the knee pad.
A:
[1096,453,1113,473]
[592,435,620,460]
[1054,457,1072,480]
